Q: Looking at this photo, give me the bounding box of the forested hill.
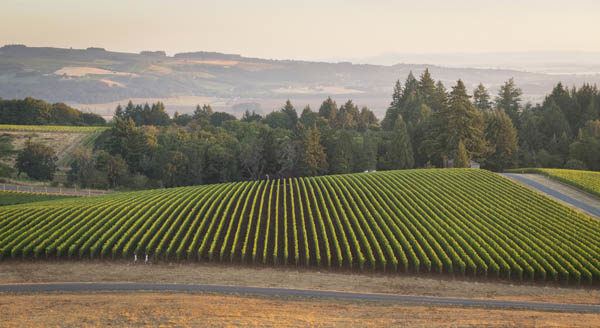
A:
[2,45,600,117]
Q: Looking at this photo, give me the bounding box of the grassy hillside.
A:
[0,125,107,168]
[1,169,599,284]
[0,191,76,206]
[507,168,600,198]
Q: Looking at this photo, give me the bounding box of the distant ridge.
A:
[1,45,600,117]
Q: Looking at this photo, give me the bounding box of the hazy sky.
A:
[2,0,599,60]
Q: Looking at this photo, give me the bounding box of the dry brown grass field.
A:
[1,292,599,327]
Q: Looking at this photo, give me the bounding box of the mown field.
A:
[0,124,108,133]
[0,124,107,168]
[0,191,76,206]
[506,168,600,198]
[1,169,599,284]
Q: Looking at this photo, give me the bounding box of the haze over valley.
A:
[2,45,600,119]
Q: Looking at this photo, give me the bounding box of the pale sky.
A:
[1,0,599,61]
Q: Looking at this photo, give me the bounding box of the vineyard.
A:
[0,191,76,206]
[506,168,600,198]
[1,169,599,284]
[0,124,108,133]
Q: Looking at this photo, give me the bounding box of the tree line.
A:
[0,97,106,126]
[383,70,599,172]
[66,70,598,190]
[2,69,598,188]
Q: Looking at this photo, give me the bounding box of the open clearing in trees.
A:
[1,169,600,285]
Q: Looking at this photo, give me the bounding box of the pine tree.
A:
[299,124,327,175]
[418,68,436,107]
[392,116,414,169]
[114,105,125,120]
[484,109,518,171]
[318,97,338,124]
[454,140,469,168]
[335,100,360,130]
[473,83,491,110]
[329,130,354,173]
[430,81,448,112]
[495,78,522,124]
[382,80,402,130]
[401,72,419,104]
[438,80,489,162]
[281,100,298,129]
[358,107,378,131]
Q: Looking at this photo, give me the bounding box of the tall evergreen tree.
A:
[382,80,402,130]
[299,124,327,175]
[495,78,522,124]
[401,72,419,104]
[358,106,378,131]
[318,97,338,124]
[430,81,448,112]
[484,109,518,171]
[281,100,298,129]
[336,100,360,130]
[391,116,414,169]
[473,83,492,110]
[438,80,489,162]
[418,68,436,107]
[454,140,469,168]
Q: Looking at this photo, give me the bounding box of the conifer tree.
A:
[484,109,518,171]
[382,80,402,130]
[473,83,492,110]
[430,81,448,112]
[454,140,469,168]
[336,100,360,130]
[438,80,489,162]
[418,68,436,107]
[299,124,327,175]
[495,78,522,124]
[392,116,414,169]
[318,97,338,124]
[281,100,298,129]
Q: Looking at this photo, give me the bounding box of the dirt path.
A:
[501,173,600,219]
[2,282,599,313]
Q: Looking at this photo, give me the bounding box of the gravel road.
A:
[502,173,600,219]
[1,283,599,313]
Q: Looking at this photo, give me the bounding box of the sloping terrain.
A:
[507,168,600,198]
[3,45,600,117]
[0,125,107,168]
[0,191,75,206]
[1,169,599,284]
[502,173,600,219]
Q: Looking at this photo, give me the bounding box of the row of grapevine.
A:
[2,169,599,285]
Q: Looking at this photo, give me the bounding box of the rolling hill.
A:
[2,45,600,118]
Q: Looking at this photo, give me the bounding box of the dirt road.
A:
[2,282,599,313]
